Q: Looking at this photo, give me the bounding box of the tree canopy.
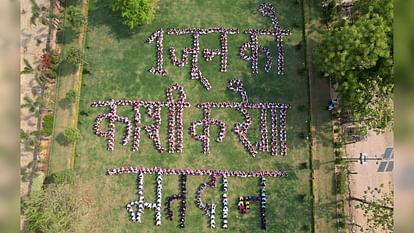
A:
[63,127,81,144]
[111,0,156,29]
[65,5,87,32]
[62,46,86,65]
[317,0,393,132]
[354,184,393,232]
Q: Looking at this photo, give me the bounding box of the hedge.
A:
[42,114,54,136]
[338,171,347,194]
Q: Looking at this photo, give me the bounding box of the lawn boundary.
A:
[70,0,89,169]
[301,0,316,232]
[303,0,339,232]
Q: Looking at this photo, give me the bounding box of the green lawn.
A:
[56,0,317,232]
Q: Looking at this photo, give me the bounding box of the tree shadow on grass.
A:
[56,132,70,146]
[57,61,77,76]
[315,200,337,219]
[87,0,142,40]
[57,27,78,45]
[58,98,72,110]
[273,162,298,180]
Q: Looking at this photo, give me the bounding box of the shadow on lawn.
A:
[55,132,70,146]
[87,0,142,40]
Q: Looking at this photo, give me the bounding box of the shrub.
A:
[334,141,343,149]
[63,127,81,144]
[335,150,344,158]
[337,220,348,229]
[338,171,347,194]
[47,169,76,184]
[42,114,54,136]
[21,129,29,140]
[65,90,77,103]
[335,157,348,166]
[62,46,85,65]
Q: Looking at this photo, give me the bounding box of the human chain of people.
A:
[147,2,291,90]
[91,79,290,157]
[108,166,285,229]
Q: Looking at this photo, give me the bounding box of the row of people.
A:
[189,110,226,154]
[260,177,267,230]
[270,108,278,155]
[164,175,187,228]
[222,176,229,229]
[178,175,187,228]
[259,2,291,75]
[195,182,209,213]
[280,109,288,155]
[155,173,163,225]
[202,28,238,73]
[228,79,249,103]
[197,101,290,109]
[126,173,145,222]
[258,3,278,27]
[209,203,217,229]
[128,173,163,224]
[194,176,217,228]
[258,109,269,152]
[240,1,291,75]
[234,107,257,156]
[144,103,165,153]
[167,27,238,35]
[147,29,168,76]
[166,84,188,153]
[107,167,288,178]
[93,109,131,151]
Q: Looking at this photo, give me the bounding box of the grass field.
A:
[50,0,321,232]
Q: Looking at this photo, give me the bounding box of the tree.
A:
[63,127,81,144]
[20,129,40,151]
[22,184,81,233]
[21,96,42,114]
[29,0,51,26]
[317,1,393,132]
[64,5,86,32]
[111,0,156,29]
[354,184,393,232]
[64,90,77,105]
[62,46,86,65]
[352,0,393,26]
[21,51,59,88]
